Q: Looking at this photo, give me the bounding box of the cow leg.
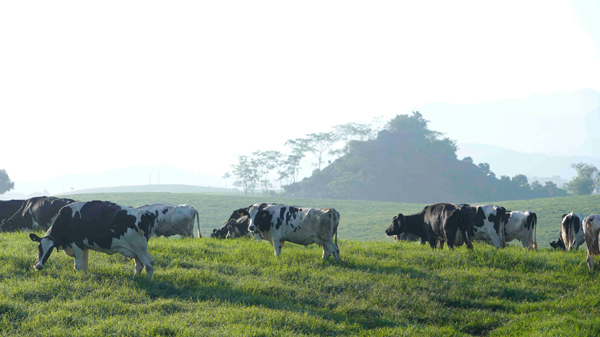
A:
[439,240,446,249]
[71,245,85,272]
[272,239,283,257]
[587,255,594,271]
[134,257,144,275]
[82,249,89,271]
[427,237,437,249]
[134,252,154,279]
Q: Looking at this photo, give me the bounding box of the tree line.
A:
[226,112,599,202]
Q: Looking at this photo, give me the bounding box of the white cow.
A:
[583,214,600,270]
[241,203,341,261]
[137,204,200,238]
[504,211,537,249]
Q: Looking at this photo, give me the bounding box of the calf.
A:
[29,200,157,278]
[1,197,75,232]
[385,203,473,250]
[241,204,341,261]
[550,213,584,251]
[583,214,600,270]
[137,204,200,238]
[504,211,537,249]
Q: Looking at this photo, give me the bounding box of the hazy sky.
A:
[1,0,599,183]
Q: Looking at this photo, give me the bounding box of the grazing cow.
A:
[583,214,600,270]
[241,204,341,261]
[136,204,200,238]
[550,213,584,251]
[29,200,157,278]
[385,203,473,250]
[458,204,506,249]
[504,211,537,249]
[0,199,25,223]
[1,197,75,232]
[211,204,276,239]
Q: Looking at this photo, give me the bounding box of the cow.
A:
[29,200,157,278]
[583,214,600,270]
[503,210,537,249]
[240,204,341,261]
[458,204,506,249]
[549,213,584,251]
[211,204,276,239]
[136,204,200,238]
[385,203,473,250]
[1,197,75,232]
[0,199,25,223]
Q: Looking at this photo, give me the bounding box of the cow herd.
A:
[2,197,600,279]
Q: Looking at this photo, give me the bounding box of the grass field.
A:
[2,193,600,336]
[63,192,600,248]
[1,233,599,336]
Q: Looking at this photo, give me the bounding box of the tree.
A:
[252,150,283,196]
[564,163,599,195]
[221,171,231,188]
[305,132,337,170]
[0,169,14,195]
[284,138,311,182]
[231,155,259,197]
[331,122,373,156]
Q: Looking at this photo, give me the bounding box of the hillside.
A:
[282,113,567,203]
[63,192,600,248]
[1,233,598,336]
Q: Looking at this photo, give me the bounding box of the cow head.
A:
[248,210,272,233]
[385,214,405,237]
[550,238,566,250]
[29,233,58,270]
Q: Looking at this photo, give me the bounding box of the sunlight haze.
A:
[1,0,599,190]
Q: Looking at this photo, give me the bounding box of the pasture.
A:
[63,192,600,247]
[1,192,599,336]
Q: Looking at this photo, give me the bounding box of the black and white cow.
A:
[29,200,157,278]
[583,214,600,270]
[385,203,473,250]
[458,204,506,249]
[136,204,200,238]
[0,199,25,223]
[1,197,75,232]
[241,204,341,261]
[211,204,275,239]
[504,210,537,249]
[550,213,584,251]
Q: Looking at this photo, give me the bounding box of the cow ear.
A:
[29,233,42,242]
[561,214,567,219]
[237,208,248,216]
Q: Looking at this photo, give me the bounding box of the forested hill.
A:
[283,112,566,203]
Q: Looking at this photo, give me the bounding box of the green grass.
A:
[1,232,600,336]
[3,193,599,335]
[64,192,600,247]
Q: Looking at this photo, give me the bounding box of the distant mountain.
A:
[456,143,600,182]
[6,165,225,196]
[60,184,242,196]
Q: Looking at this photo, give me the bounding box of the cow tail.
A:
[196,210,202,238]
[532,213,538,250]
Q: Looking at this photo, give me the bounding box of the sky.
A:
[1,0,599,185]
